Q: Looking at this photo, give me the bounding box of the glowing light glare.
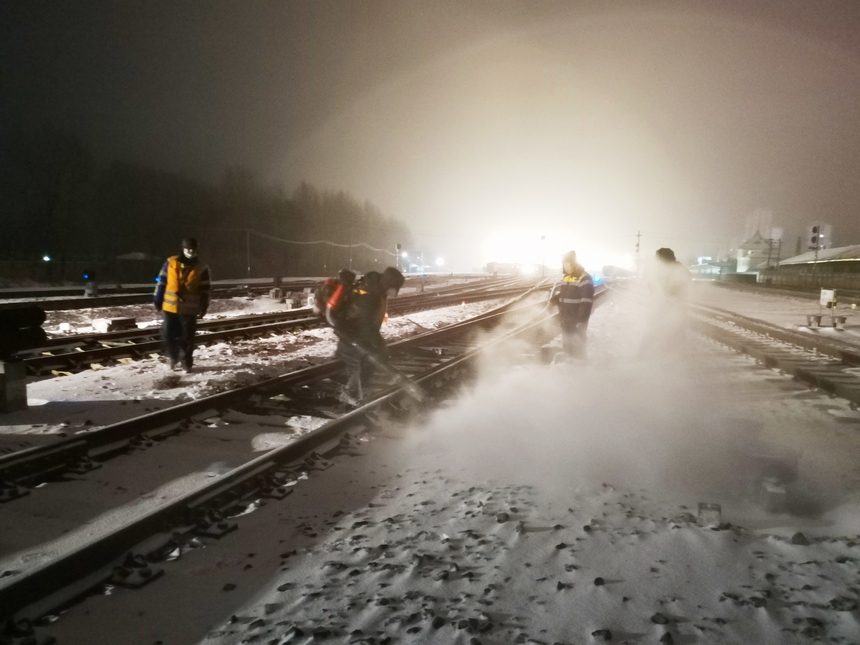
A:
[401,252,408,258]
[42,255,51,262]
[484,232,639,274]
[436,257,444,267]
[484,233,550,265]
[521,264,537,275]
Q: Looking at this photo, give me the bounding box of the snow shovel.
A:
[332,329,425,402]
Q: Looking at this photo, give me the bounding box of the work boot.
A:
[338,388,360,408]
[168,358,178,370]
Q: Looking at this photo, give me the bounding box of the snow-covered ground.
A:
[16,283,860,645]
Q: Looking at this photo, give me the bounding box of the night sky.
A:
[3,1,860,270]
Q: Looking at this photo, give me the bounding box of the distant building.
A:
[689,258,737,279]
[745,208,773,242]
[759,244,860,289]
[775,245,860,273]
[736,230,774,272]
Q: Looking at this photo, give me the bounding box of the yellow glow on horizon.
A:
[482,230,636,272]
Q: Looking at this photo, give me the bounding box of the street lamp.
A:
[541,235,545,278]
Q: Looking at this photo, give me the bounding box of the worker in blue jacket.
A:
[556,250,594,359]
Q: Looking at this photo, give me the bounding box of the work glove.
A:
[197,310,207,320]
[154,301,162,312]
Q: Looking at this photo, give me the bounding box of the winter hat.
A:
[656,247,676,262]
[380,267,405,292]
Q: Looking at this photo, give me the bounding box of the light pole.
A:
[541,235,546,278]
[246,229,251,279]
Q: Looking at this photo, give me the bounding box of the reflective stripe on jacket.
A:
[557,272,594,323]
[154,256,211,315]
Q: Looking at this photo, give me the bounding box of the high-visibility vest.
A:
[558,272,594,323]
[162,256,209,315]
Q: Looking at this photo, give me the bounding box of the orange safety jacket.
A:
[155,256,211,315]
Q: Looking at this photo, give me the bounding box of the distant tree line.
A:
[0,126,411,282]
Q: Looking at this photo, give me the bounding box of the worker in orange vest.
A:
[153,237,211,372]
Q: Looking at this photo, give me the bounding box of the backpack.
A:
[313,269,356,319]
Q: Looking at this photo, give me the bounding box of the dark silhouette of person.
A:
[327,266,405,404]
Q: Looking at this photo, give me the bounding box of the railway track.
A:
[0,278,302,301]
[710,280,860,307]
[0,275,510,312]
[604,281,860,405]
[0,283,570,632]
[17,279,540,376]
[0,280,321,312]
[691,303,860,406]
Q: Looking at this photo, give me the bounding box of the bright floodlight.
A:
[436,257,444,267]
[42,255,51,262]
[401,252,408,258]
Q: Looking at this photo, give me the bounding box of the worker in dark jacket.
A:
[556,250,594,359]
[153,237,211,372]
[329,266,405,405]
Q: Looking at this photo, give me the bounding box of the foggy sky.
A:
[3,1,860,269]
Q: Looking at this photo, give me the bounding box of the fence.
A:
[758,270,860,291]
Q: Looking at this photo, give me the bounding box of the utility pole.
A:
[246,229,251,279]
[812,224,820,279]
[541,235,546,279]
[635,231,641,277]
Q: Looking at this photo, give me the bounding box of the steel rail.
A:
[0,291,555,620]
